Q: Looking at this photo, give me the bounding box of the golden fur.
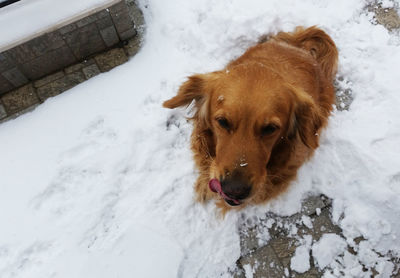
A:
[163,26,338,212]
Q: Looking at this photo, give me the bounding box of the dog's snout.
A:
[220,175,252,200]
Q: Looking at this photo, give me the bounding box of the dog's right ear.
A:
[163,74,208,109]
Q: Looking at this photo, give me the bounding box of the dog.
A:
[163,26,338,212]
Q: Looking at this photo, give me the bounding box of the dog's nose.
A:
[220,175,252,201]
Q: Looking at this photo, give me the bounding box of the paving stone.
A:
[0,73,14,95]
[0,104,39,124]
[373,6,400,31]
[1,84,39,115]
[82,63,101,79]
[95,13,114,30]
[270,237,298,259]
[126,0,145,29]
[76,10,109,28]
[301,195,330,216]
[0,103,7,119]
[240,226,261,256]
[0,51,16,72]
[34,71,65,88]
[7,32,66,64]
[6,45,36,65]
[124,36,141,57]
[100,25,120,47]
[292,269,319,278]
[2,67,29,87]
[232,269,246,278]
[239,245,284,278]
[110,8,136,39]
[20,46,76,80]
[235,195,346,277]
[281,257,291,270]
[64,59,95,74]
[94,48,128,72]
[119,28,137,41]
[36,72,85,101]
[335,78,353,111]
[309,207,342,241]
[64,23,106,60]
[59,23,78,35]
[109,1,127,14]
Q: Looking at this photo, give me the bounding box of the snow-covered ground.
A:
[1,0,400,277]
[0,0,116,50]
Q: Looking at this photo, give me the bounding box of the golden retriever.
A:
[163,26,338,212]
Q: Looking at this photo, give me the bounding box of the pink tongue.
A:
[209,178,221,193]
[208,179,241,205]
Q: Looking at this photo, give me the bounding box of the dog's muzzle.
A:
[209,178,251,206]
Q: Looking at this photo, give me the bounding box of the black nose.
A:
[220,174,251,200]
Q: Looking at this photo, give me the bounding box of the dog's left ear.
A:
[163,74,210,109]
[287,87,325,149]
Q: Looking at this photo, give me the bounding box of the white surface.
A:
[1,0,400,277]
[0,0,115,50]
[312,234,347,269]
[291,236,312,274]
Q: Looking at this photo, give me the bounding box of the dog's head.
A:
[163,63,323,206]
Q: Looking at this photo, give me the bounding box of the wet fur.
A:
[163,26,338,213]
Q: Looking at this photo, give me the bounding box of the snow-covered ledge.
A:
[0,0,138,95]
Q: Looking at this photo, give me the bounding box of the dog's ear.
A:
[163,74,208,109]
[287,87,324,149]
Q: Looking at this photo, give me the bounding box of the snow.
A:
[301,215,313,229]
[243,264,254,278]
[1,0,400,277]
[312,234,347,269]
[0,0,116,50]
[290,235,312,273]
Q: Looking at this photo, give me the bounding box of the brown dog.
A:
[163,26,337,211]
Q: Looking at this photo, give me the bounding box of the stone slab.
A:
[20,46,76,80]
[109,3,136,40]
[374,6,400,31]
[0,73,14,95]
[82,63,101,79]
[36,72,85,101]
[119,28,137,41]
[1,84,39,115]
[7,32,65,64]
[94,48,127,72]
[100,25,120,47]
[301,195,330,216]
[34,71,65,88]
[237,195,347,277]
[0,51,16,72]
[75,10,109,28]
[64,23,106,60]
[0,104,40,124]
[123,36,141,57]
[270,237,298,259]
[0,102,6,119]
[95,13,115,30]
[59,22,78,35]
[239,245,285,277]
[64,59,95,74]
[2,67,29,87]
[109,1,127,14]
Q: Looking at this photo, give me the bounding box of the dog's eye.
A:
[217,117,230,130]
[261,124,278,136]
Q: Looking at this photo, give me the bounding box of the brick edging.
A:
[0,0,143,124]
